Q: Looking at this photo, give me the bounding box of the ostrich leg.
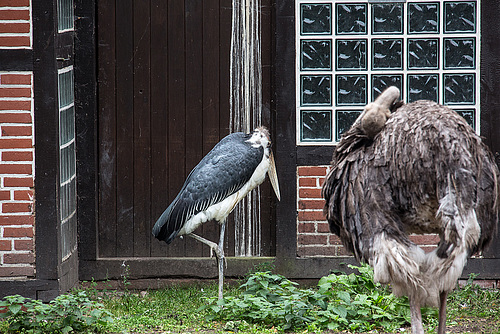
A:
[409,297,424,334]
[438,291,448,334]
[189,223,226,300]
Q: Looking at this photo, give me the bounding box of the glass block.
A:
[60,105,75,146]
[444,38,475,69]
[444,74,475,104]
[407,74,438,102]
[336,110,361,141]
[301,110,332,142]
[455,109,475,129]
[301,75,332,105]
[372,3,403,34]
[57,0,74,31]
[301,4,332,35]
[336,3,367,34]
[301,40,332,70]
[58,70,74,109]
[408,39,439,69]
[336,39,367,70]
[372,75,403,100]
[372,39,403,70]
[445,2,476,33]
[408,2,439,33]
[336,75,367,105]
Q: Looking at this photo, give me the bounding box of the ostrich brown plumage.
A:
[322,87,500,334]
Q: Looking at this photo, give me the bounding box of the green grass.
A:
[1,268,499,333]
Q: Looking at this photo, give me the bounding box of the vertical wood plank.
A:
[97,0,117,257]
[259,0,275,256]
[150,0,169,257]
[115,0,135,257]
[184,0,204,257]
[133,0,152,257]
[202,0,221,255]
[167,0,187,257]
[219,0,234,256]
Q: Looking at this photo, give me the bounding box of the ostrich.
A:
[153,126,280,300]
[322,87,500,334]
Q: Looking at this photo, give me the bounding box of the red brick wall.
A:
[0,0,34,278]
[0,0,31,48]
[297,166,440,258]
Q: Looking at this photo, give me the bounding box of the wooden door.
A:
[96,0,275,260]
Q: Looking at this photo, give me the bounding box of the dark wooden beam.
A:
[33,0,60,282]
[274,0,297,264]
[480,0,500,258]
[74,0,98,262]
[0,49,32,71]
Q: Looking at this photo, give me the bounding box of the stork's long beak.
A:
[268,150,281,201]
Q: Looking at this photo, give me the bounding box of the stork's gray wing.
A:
[152,132,264,244]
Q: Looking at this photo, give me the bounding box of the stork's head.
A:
[248,126,271,149]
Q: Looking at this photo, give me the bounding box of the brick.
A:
[0,23,30,34]
[0,266,34,278]
[299,199,325,210]
[328,234,342,244]
[0,215,34,225]
[1,125,32,137]
[3,227,33,238]
[0,74,31,85]
[318,177,326,187]
[0,0,30,6]
[298,234,328,245]
[4,176,34,187]
[298,177,316,187]
[13,190,32,200]
[0,139,32,149]
[0,112,32,123]
[0,163,32,174]
[298,222,315,233]
[3,252,34,264]
[0,88,31,99]
[298,188,322,199]
[3,202,32,213]
[0,36,30,47]
[0,190,10,200]
[336,246,353,256]
[2,151,33,161]
[298,166,327,177]
[298,210,326,221]
[0,240,11,251]
[317,222,331,233]
[410,234,440,245]
[0,10,30,21]
[14,239,32,251]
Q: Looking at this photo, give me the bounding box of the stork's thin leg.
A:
[188,228,226,300]
[409,297,424,334]
[438,291,448,334]
[217,221,226,300]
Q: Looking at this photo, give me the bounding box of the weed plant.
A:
[0,291,112,333]
[202,264,436,332]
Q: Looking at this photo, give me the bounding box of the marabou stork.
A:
[153,126,280,299]
[322,87,500,334]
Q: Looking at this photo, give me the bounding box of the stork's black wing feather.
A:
[152,132,264,244]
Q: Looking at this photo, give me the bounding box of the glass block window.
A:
[57,0,74,32]
[58,67,77,260]
[296,0,480,144]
